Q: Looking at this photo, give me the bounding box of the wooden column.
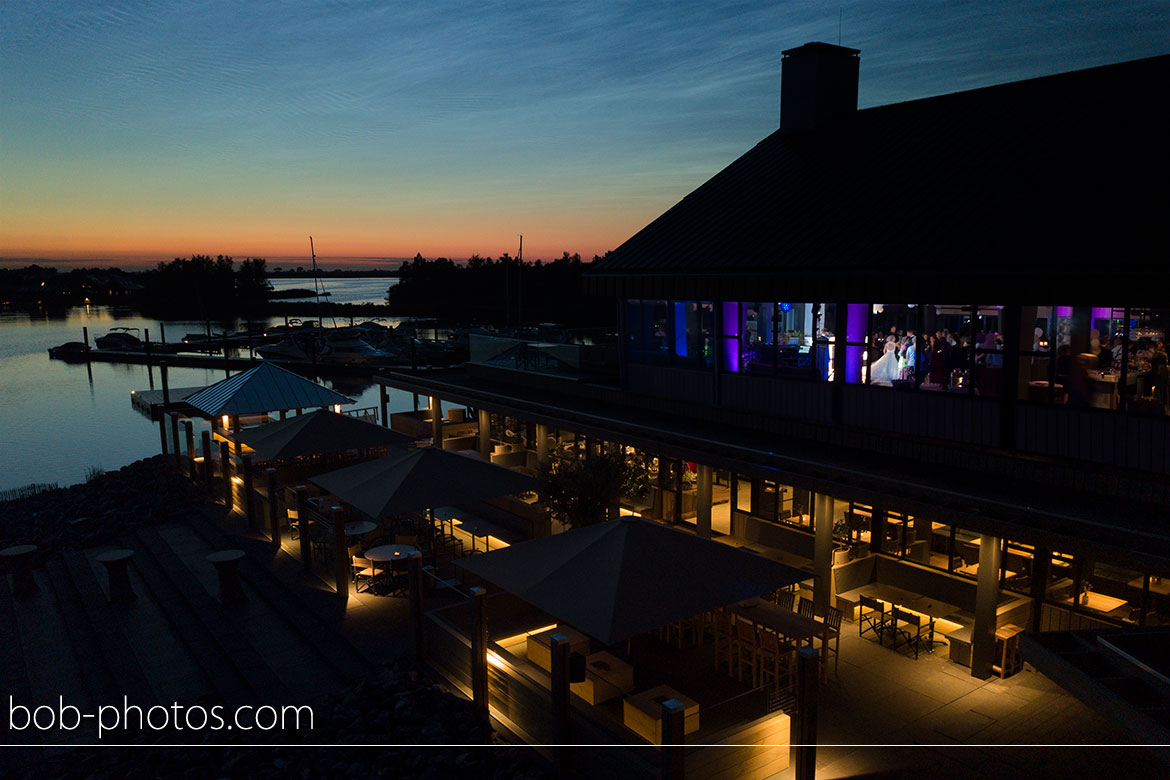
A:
[158,413,169,456]
[831,300,848,424]
[219,441,232,510]
[430,395,443,448]
[379,384,389,427]
[696,464,713,539]
[201,430,213,493]
[794,646,819,780]
[169,414,181,467]
[813,492,834,617]
[241,455,255,528]
[536,423,550,467]
[999,304,1022,449]
[182,420,196,479]
[478,409,491,460]
[408,552,425,664]
[296,486,311,571]
[266,468,281,547]
[470,586,489,715]
[971,533,1002,678]
[550,633,572,764]
[870,508,887,556]
[333,506,348,602]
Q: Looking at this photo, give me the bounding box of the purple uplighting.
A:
[722,302,740,372]
[845,303,868,382]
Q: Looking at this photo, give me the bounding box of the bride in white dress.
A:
[870,336,901,385]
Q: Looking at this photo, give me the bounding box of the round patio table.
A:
[363,544,419,595]
[344,520,378,538]
[206,549,246,605]
[1,544,38,595]
[95,549,136,602]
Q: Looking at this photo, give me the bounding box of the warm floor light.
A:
[494,624,559,647]
[333,404,341,413]
[487,651,507,670]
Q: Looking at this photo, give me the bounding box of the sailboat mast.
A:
[309,235,334,328]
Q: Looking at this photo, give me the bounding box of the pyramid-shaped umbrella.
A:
[185,361,353,417]
[454,517,809,645]
[310,447,539,520]
[227,410,413,461]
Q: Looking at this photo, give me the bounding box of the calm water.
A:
[268,276,395,305]
[0,279,434,493]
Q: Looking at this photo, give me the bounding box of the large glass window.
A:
[742,302,775,372]
[626,299,670,365]
[1125,307,1168,415]
[627,299,714,368]
[1018,305,1165,415]
[675,301,713,367]
[738,302,835,378]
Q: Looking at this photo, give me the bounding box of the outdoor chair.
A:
[798,597,815,619]
[712,609,734,674]
[757,629,796,693]
[891,607,932,659]
[352,556,377,593]
[775,590,795,611]
[395,533,419,547]
[734,618,760,686]
[823,606,842,678]
[286,508,300,540]
[858,595,888,644]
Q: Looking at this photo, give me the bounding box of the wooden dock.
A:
[55,347,412,377]
[130,387,207,419]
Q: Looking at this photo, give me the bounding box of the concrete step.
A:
[60,550,158,706]
[153,523,348,701]
[128,527,279,710]
[45,557,124,712]
[186,513,375,677]
[0,573,33,709]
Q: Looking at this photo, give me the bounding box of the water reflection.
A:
[0,304,422,492]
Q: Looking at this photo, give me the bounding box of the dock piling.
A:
[220,441,232,510]
[266,468,281,547]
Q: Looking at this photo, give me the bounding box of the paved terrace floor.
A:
[777,624,1169,779]
[8,503,1165,777]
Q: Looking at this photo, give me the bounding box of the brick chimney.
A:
[780,42,860,133]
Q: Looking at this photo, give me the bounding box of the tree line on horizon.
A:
[137,255,271,320]
[385,251,611,326]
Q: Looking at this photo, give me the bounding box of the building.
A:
[378,42,1170,706]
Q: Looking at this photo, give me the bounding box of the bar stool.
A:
[206,549,246,605]
[95,549,136,603]
[993,624,1025,678]
[712,609,734,674]
[734,618,760,686]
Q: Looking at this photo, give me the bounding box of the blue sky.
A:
[1,1,1167,265]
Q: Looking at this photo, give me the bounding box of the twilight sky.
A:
[2,1,1167,267]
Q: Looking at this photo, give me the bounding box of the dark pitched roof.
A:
[587,54,1170,303]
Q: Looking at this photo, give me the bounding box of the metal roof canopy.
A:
[186,361,353,417]
[225,409,412,461]
[455,516,810,645]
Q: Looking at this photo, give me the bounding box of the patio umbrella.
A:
[227,409,412,461]
[309,447,539,520]
[454,517,809,645]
